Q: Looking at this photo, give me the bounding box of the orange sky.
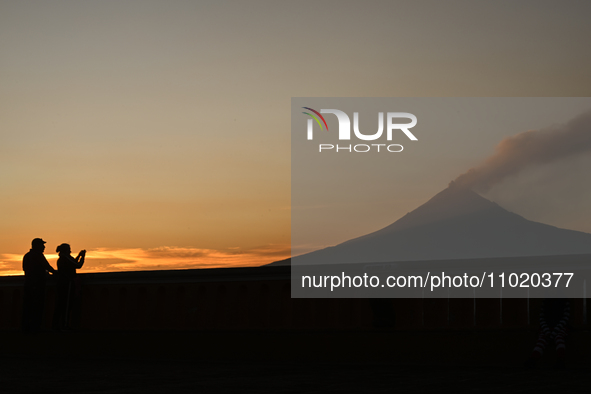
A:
[0,244,291,276]
[2,1,591,275]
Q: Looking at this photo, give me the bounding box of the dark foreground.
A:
[1,355,590,393]
[1,329,590,393]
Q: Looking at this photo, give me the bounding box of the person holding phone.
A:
[52,243,86,330]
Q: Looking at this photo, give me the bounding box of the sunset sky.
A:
[2,1,591,275]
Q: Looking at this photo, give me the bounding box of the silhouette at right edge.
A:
[525,298,571,369]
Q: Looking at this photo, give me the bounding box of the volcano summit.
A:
[280,184,591,266]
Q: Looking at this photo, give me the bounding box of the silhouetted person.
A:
[525,298,570,368]
[22,238,56,333]
[52,244,85,331]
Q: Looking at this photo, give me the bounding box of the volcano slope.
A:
[281,185,591,266]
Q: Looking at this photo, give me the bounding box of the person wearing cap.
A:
[22,238,56,332]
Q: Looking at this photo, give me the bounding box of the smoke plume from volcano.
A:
[454,109,591,192]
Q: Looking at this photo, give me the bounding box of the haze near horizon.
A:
[2,1,591,275]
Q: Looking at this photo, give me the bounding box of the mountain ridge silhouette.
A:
[273,184,591,265]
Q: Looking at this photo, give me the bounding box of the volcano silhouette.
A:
[277,184,591,265]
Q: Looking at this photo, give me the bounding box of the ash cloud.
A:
[453,109,591,192]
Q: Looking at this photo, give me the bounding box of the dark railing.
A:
[0,265,588,331]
